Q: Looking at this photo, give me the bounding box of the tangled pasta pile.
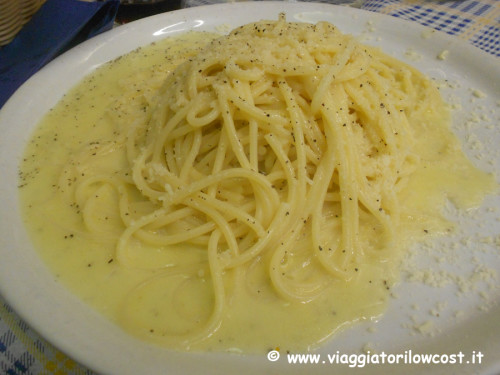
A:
[73,15,452,345]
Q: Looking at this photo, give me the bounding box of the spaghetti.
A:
[20,15,496,351]
[118,15,425,342]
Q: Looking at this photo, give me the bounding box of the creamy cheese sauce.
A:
[18,32,497,353]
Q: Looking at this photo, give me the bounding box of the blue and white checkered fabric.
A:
[1,299,93,374]
[362,0,500,56]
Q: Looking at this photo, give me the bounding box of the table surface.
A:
[1,0,499,374]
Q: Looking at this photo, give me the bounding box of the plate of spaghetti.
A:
[0,2,499,374]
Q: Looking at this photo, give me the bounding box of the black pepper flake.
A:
[383,280,390,290]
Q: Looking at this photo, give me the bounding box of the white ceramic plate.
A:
[0,2,499,374]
